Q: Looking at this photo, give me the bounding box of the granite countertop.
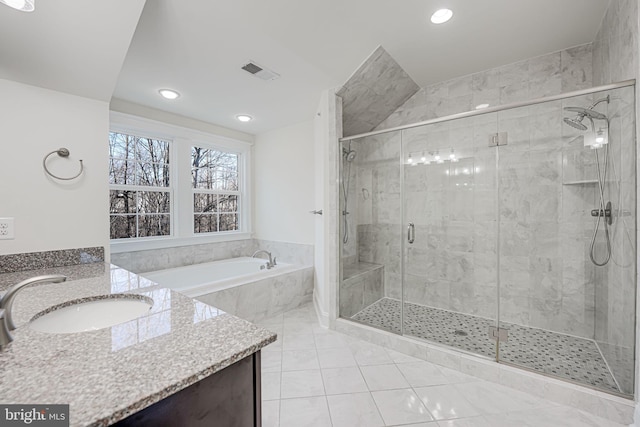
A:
[0,263,276,426]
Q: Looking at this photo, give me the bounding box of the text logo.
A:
[0,405,69,426]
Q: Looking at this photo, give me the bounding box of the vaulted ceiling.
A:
[1,0,610,134]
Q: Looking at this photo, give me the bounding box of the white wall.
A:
[0,79,110,256]
[253,120,315,244]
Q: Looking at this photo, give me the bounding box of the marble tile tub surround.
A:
[259,302,627,427]
[111,238,313,274]
[336,46,420,137]
[197,266,314,323]
[0,263,276,427]
[0,246,104,274]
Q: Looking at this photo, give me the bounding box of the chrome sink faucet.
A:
[0,274,67,349]
[252,250,276,269]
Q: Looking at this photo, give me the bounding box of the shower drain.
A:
[454,330,468,336]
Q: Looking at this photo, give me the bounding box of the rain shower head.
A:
[564,106,608,121]
[563,95,610,132]
[563,116,588,131]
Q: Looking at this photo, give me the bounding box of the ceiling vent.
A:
[241,60,280,81]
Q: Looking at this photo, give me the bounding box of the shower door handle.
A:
[407,222,415,244]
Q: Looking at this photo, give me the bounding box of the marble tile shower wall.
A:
[356,132,403,300]
[349,43,613,339]
[376,44,593,131]
[398,105,603,338]
[591,0,639,396]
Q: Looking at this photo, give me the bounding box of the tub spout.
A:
[252,250,275,269]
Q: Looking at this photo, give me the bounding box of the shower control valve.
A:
[590,201,613,225]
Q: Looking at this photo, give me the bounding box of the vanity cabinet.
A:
[114,352,262,427]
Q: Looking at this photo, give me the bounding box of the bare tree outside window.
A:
[109,132,171,239]
[191,147,239,233]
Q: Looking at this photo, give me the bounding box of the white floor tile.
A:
[281,369,325,399]
[327,392,385,427]
[317,347,357,368]
[283,321,316,335]
[282,332,316,350]
[261,400,280,427]
[386,348,424,364]
[282,349,320,371]
[349,340,395,366]
[396,361,452,387]
[437,415,493,427]
[314,330,350,349]
[262,371,281,401]
[258,314,284,326]
[371,388,434,425]
[279,396,332,427]
[257,302,627,427]
[261,350,282,373]
[414,384,482,420]
[390,423,438,427]
[361,364,411,391]
[321,367,368,395]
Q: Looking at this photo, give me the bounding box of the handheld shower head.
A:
[563,116,588,131]
[343,148,357,162]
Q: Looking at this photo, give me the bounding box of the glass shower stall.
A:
[338,82,637,397]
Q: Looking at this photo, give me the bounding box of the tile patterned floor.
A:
[257,303,625,427]
[352,298,620,393]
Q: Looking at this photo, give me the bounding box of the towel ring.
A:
[43,148,84,181]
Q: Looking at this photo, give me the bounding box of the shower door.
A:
[401,114,500,360]
[495,86,636,397]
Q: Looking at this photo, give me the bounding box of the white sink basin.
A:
[30,296,153,334]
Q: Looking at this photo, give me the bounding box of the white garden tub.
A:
[142,256,297,298]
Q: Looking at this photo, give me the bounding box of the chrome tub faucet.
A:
[252,250,276,269]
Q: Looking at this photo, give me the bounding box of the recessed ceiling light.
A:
[158,89,180,100]
[236,114,253,122]
[475,103,490,110]
[431,8,453,24]
[0,0,34,12]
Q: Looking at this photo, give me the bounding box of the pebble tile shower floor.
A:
[352,298,620,393]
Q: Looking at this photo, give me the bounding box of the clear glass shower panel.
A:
[401,114,499,359]
[496,86,636,397]
[339,130,403,334]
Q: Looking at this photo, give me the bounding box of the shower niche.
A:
[338,83,637,397]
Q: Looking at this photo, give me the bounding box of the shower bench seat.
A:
[341,261,384,317]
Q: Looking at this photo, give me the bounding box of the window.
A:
[192,147,240,233]
[109,132,171,239]
[109,112,252,250]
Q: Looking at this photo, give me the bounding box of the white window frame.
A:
[191,142,242,235]
[110,112,253,254]
[108,131,174,241]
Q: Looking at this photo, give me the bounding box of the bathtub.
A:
[142,256,297,298]
[141,257,314,322]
